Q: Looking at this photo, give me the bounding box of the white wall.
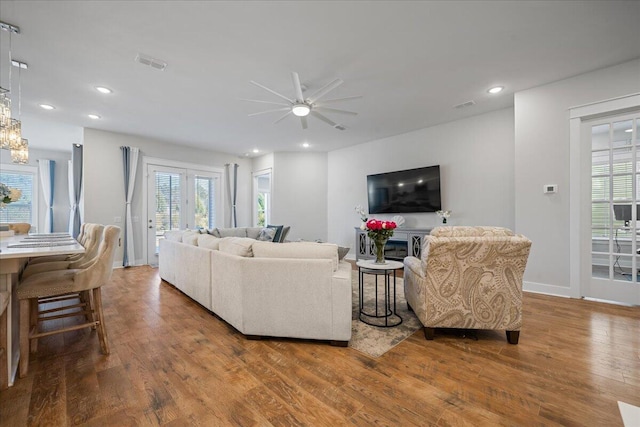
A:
[515,59,640,296]
[327,108,515,254]
[272,152,328,242]
[83,128,252,265]
[1,147,71,233]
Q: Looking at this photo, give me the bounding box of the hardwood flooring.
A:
[1,265,638,426]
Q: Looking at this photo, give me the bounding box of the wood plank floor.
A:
[1,265,638,426]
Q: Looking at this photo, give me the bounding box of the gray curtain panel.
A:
[121,146,139,267]
[225,163,239,228]
[38,159,55,232]
[68,144,83,238]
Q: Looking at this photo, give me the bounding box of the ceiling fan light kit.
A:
[245,72,361,130]
[291,103,311,117]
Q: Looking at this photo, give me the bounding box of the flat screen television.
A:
[367,165,441,214]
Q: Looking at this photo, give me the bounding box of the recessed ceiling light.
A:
[88,114,101,119]
[302,142,310,148]
[252,149,259,154]
[39,104,55,110]
[488,86,504,94]
[625,129,633,133]
[95,86,112,94]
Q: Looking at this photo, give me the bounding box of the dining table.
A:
[0,232,84,386]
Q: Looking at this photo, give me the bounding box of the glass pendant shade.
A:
[0,92,10,128]
[10,138,28,164]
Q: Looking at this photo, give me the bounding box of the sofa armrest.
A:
[403,256,424,280]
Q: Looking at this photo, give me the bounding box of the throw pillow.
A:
[266,224,284,242]
[246,227,263,239]
[207,228,221,238]
[257,227,277,241]
[337,246,350,260]
[279,226,291,243]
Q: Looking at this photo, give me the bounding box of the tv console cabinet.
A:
[355,227,432,262]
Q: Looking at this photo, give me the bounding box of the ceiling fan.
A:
[243,72,361,130]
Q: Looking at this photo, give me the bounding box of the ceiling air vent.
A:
[135,53,167,71]
[454,100,476,109]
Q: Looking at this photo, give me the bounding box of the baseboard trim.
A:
[523,280,575,298]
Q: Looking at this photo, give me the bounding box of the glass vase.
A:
[373,236,388,264]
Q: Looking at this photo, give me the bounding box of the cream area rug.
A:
[349,270,422,358]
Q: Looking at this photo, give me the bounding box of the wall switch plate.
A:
[544,184,557,194]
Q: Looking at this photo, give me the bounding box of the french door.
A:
[146,162,222,266]
[586,112,640,305]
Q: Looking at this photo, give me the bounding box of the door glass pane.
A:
[612,147,632,174]
[194,176,214,230]
[155,172,181,253]
[612,174,632,201]
[591,124,610,150]
[613,120,633,148]
[592,202,610,234]
[592,150,609,175]
[592,176,610,201]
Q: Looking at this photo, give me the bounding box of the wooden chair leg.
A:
[19,299,31,378]
[30,298,38,353]
[506,330,520,344]
[0,307,8,389]
[93,288,110,355]
[424,327,435,340]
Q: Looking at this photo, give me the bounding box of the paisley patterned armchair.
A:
[403,226,531,344]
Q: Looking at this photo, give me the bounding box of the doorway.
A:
[585,112,640,305]
[145,160,222,266]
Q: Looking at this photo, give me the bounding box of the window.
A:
[194,175,215,229]
[253,170,272,227]
[0,164,38,227]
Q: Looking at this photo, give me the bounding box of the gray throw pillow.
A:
[257,227,277,241]
[337,246,350,260]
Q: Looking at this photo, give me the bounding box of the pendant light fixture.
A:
[0,20,28,163]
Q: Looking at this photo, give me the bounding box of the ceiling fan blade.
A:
[307,79,343,104]
[291,72,304,103]
[273,111,291,124]
[317,95,363,104]
[240,98,290,106]
[250,80,294,103]
[311,111,338,127]
[248,107,291,117]
[314,107,358,116]
[301,116,308,130]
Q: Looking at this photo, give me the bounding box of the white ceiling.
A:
[1,1,639,155]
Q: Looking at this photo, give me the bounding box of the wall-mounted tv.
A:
[367,165,441,214]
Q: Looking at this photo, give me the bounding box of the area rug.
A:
[349,271,422,358]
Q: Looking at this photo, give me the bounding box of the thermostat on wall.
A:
[544,184,557,194]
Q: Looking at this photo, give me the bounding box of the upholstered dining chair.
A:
[28,223,97,265]
[17,225,120,378]
[0,291,9,389]
[22,224,105,279]
[404,226,532,344]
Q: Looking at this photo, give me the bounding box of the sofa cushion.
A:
[257,227,277,241]
[164,230,183,242]
[246,227,263,239]
[182,231,200,246]
[219,237,255,257]
[252,241,339,271]
[197,234,222,250]
[218,228,248,238]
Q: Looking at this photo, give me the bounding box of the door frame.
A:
[569,92,640,302]
[142,156,224,265]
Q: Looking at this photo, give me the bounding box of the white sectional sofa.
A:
[158,228,352,345]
